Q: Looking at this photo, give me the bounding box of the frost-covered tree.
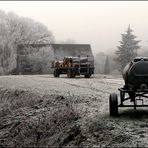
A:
[0,10,55,74]
[115,25,140,71]
[6,12,55,46]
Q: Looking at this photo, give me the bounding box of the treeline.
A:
[0,10,55,75]
[0,9,147,75]
[95,25,146,75]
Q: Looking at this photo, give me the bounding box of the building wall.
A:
[51,44,94,67]
[16,44,94,74]
[17,44,54,74]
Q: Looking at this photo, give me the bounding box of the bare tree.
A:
[0,10,55,74]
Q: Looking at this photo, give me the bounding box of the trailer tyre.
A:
[54,69,59,77]
[85,74,91,78]
[72,72,75,78]
[109,93,118,116]
[67,69,75,78]
[67,69,72,78]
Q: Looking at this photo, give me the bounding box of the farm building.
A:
[15,44,94,74]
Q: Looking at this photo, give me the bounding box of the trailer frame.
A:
[53,65,94,78]
[52,56,94,78]
[109,87,148,116]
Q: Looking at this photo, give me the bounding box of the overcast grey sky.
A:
[0,1,148,55]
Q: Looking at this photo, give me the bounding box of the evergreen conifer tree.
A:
[115,25,140,71]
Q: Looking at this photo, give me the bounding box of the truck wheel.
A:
[72,72,75,78]
[67,69,72,78]
[72,70,76,78]
[85,74,91,78]
[67,69,74,78]
[54,69,59,77]
[109,93,118,116]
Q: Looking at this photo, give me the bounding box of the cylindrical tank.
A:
[122,57,148,90]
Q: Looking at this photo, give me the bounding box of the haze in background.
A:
[0,1,148,55]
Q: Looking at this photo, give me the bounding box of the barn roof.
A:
[51,43,91,49]
[50,44,93,58]
[17,43,94,58]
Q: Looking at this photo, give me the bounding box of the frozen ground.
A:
[0,74,148,147]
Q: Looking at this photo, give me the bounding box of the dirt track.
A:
[0,74,148,147]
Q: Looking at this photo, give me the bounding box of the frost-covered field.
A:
[0,74,122,95]
[0,74,148,147]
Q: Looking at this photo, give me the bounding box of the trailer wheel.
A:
[54,69,59,77]
[109,93,118,116]
[72,72,75,78]
[67,69,75,78]
[67,69,72,78]
[85,74,91,78]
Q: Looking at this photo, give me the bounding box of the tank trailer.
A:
[109,57,148,116]
[52,56,94,78]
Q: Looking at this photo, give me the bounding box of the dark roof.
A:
[51,43,91,49]
[50,44,93,58]
[17,43,93,58]
[18,43,91,49]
